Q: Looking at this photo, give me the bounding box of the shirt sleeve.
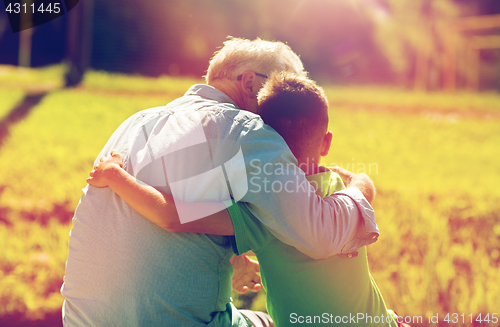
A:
[225,200,272,256]
[235,119,379,259]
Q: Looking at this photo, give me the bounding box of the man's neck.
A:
[209,80,246,110]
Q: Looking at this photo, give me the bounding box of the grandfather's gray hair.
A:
[205,37,304,84]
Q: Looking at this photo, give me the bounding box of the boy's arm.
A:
[89,155,264,294]
[87,151,234,235]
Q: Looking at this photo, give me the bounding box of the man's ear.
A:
[320,131,333,157]
[238,71,258,98]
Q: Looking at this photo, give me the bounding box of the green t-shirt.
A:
[228,170,398,326]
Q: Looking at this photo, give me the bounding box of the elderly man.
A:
[61,37,377,327]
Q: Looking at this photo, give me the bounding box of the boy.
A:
[88,72,402,326]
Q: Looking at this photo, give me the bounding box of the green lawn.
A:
[0,67,499,325]
[324,106,500,318]
[325,86,500,112]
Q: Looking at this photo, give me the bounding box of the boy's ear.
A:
[320,131,333,157]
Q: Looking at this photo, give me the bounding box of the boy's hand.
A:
[328,166,354,185]
[328,166,376,203]
[87,151,124,188]
[230,254,262,294]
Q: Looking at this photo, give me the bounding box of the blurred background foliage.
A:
[1,0,500,90]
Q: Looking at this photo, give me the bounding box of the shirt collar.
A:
[184,84,239,109]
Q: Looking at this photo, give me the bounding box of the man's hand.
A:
[87,151,124,188]
[230,254,262,294]
[329,166,376,203]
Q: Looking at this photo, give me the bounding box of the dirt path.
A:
[0,92,48,147]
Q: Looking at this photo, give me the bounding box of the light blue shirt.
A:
[61,84,379,326]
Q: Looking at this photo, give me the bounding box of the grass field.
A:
[0,65,499,326]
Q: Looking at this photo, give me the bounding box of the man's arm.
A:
[89,119,378,260]
[89,153,265,295]
[87,151,235,235]
[233,121,379,259]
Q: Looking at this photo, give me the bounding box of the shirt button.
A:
[347,253,353,258]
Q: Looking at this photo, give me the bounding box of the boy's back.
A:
[230,170,393,326]
[228,72,396,326]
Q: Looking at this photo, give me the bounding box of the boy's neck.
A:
[297,158,327,176]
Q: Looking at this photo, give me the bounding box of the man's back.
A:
[62,186,235,326]
[62,86,253,326]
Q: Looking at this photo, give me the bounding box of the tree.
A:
[364,0,461,90]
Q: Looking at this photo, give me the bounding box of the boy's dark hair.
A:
[257,71,329,159]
